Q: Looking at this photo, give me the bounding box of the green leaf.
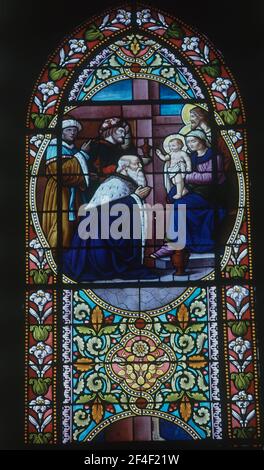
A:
[42,433,52,444]
[229,265,248,278]
[49,66,69,81]
[228,321,248,337]
[163,323,182,333]
[201,59,221,78]
[185,323,205,334]
[30,325,52,342]
[98,325,118,336]
[233,427,255,439]
[166,392,184,402]
[186,392,207,401]
[76,394,95,404]
[30,268,51,284]
[201,65,220,78]
[31,113,53,129]
[29,432,52,444]
[29,378,51,395]
[231,372,253,391]
[164,22,184,39]
[230,266,240,277]
[219,108,240,125]
[76,326,95,336]
[101,394,118,403]
[85,24,104,41]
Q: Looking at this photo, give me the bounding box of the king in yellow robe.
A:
[42,138,90,248]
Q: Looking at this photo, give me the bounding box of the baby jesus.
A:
[156,134,191,199]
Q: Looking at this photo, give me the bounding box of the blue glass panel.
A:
[160,103,184,115]
[92,80,132,101]
[160,84,182,100]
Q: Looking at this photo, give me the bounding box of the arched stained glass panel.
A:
[25,3,261,446]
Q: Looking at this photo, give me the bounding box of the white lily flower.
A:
[182,36,200,52]
[29,396,51,416]
[227,286,249,308]
[29,238,45,264]
[229,337,251,360]
[235,234,247,245]
[29,342,52,364]
[228,130,242,144]
[113,9,131,25]
[30,135,45,148]
[30,290,51,312]
[69,39,87,55]
[232,391,253,413]
[211,77,232,95]
[136,9,153,25]
[38,81,59,101]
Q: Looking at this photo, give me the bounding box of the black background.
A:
[0,0,263,452]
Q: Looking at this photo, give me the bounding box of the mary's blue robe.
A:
[167,148,226,253]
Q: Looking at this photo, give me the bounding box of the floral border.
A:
[27,3,245,130]
[25,289,57,444]
[223,286,260,438]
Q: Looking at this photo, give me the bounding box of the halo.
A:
[163,134,187,154]
[181,103,209,126]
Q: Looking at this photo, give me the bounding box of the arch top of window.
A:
[27,3,245,131]
[66,36,205,103]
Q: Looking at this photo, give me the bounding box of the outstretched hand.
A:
[156,149,163,158]
[81,140,91,153]
[135,186,151,199]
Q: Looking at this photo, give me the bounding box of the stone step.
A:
[154,253,215,270]
[188,253,215,268]
[155,257,172,270]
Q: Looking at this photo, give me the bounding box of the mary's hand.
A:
[135,186,151,199]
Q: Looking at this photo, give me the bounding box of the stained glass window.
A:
[25,2,262,446]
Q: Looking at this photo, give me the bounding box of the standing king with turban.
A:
[42,119,90,247]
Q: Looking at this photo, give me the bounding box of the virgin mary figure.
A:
[151,129,227,272]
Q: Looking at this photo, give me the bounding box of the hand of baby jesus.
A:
[156,149,163,158]
[156,149,170,162]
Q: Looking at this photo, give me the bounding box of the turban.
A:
[99,117,126,134]
[62,119,82,132]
